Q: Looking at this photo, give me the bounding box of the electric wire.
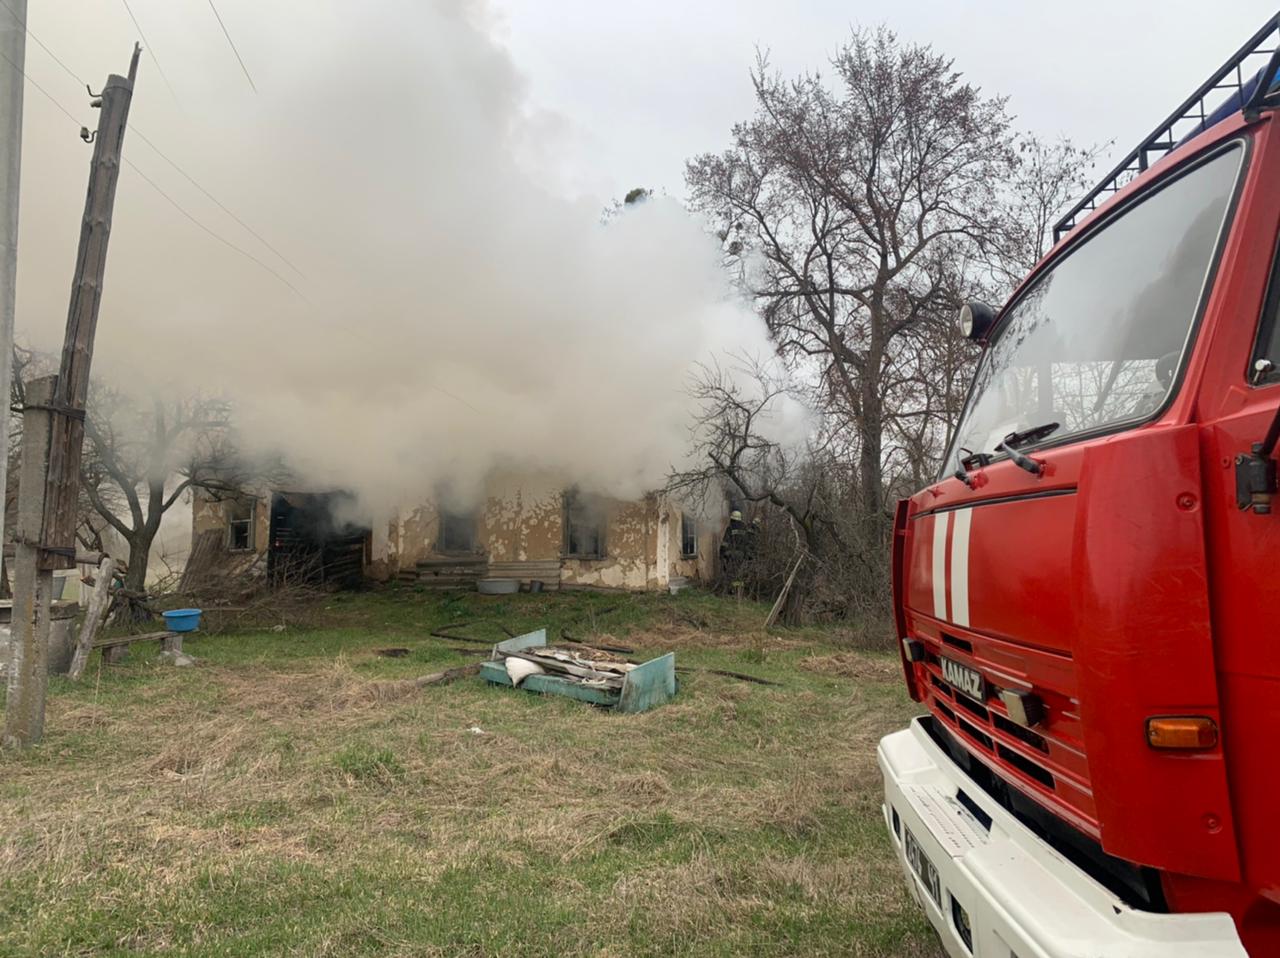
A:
[115,0,177,102]
[0,22,482,414]
[205,0,256,94]
[0,45,82,127]
[0,0,305,280]
[0,48,306,302]
[0,0,79,88]
[121,160,307,301]
[129,128,306,280]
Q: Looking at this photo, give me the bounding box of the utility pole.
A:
[0,0,27,588]
[3,375,54,745]
[3,45,141,749]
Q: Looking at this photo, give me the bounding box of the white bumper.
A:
[878,720,1247,958]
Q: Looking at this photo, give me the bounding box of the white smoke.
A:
[15,0,784,515]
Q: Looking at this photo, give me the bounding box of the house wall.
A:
[192,490,271,555]
[664,501,726,584]
[194,471,726,592]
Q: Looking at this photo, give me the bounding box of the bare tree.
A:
[990,136,1107,289]
[688,29,1018,539]
[669,360,863,624]
[672,360,823,550]
[682,29,1102,629]
[78,385,256,596]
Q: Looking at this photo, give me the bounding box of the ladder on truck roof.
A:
[1053,12,1280,244]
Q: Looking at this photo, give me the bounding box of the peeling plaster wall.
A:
[478,471,563,562]
[191,488,270,556]
[560,494,658,591]
[190,472,726,592]
[665,498,728,584]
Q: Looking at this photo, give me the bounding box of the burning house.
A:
[191,470,724,592]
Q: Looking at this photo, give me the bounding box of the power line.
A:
[115,0,177,101]
[0,0,79,88]
[0,27,479,414]
[0,48,305,302]
[0,45,82,127]
[121,159,308,302]
[206,0,256,94]
[131,128,307,280]
[0,0,305,281]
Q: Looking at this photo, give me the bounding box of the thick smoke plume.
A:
[16,0,779,515]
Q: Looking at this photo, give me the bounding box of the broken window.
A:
[438,508,477,554]
[680,514,697,558]
[227,498,256,552]
[563,489,606,559]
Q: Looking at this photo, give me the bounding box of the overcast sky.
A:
[487,0,1279,199]
[11,0,1279,300]
[4,0,1279,505]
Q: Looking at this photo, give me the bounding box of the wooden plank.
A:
[92,630,177,650]
[412,662,481,688]
[478,661,619,706]
[618,653,677,714]
[416,557,486,570]
[1,545,108,564]
[68,556,116,680]
[491,629,547,655]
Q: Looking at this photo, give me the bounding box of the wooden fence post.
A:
[68,555,117,681]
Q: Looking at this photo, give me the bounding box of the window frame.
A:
[680,513,698,559]
[562,489,606,560]
[1247,220,1280,387]
[226,498,256,552]
[437,508,478,555]
[940,138,1251,479]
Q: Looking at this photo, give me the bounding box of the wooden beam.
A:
[39,46,141,571]
[68,556,116,680]
[1,544,110,565]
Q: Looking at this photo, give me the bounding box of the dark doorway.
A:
[267,491,370,587]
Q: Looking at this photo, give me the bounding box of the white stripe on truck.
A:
[931,511,949,619]
[950,508,972,627]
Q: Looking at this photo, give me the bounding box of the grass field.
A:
[0,587,940,957]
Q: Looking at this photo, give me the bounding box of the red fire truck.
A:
[880,16,1280,958]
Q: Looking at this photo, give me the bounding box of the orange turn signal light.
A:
[1146,716,1219,750]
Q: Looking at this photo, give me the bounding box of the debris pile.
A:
[497,645,636,690]
[479,628,677,714]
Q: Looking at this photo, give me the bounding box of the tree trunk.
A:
[114,527,157,624]
[858,370,886,538]
[123,542,148,593]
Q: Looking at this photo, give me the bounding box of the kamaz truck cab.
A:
[879,16,1280,957]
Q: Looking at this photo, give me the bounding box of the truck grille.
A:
[921,648,1097,835]
[920,716,1167,912]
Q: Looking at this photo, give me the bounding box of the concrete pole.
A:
[3,375,54,748]
[0,0,26,568]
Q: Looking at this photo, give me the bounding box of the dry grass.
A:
[0,589,938,957]
[798,652,901,681]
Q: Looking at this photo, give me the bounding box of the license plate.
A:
[941,656,986,701]
[904,827,941,905]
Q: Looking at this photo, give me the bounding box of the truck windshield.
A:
[945,144,1244,475]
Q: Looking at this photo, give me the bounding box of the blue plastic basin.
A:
[162,608,203,633]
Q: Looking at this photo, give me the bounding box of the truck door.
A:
[1195,118,1280,907]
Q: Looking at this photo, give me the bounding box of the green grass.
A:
[0,587,937,957]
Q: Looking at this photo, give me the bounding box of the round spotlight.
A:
[957,300,997,342]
